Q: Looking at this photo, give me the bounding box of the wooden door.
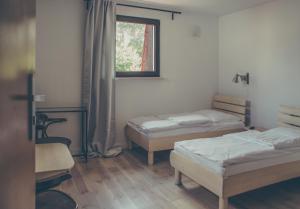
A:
[0,0,36,209]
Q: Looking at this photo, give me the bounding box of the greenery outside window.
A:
[116,15,160,77]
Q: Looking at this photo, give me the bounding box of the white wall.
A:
[219,0,300,129]
[115,7,219,146]
[36,1,219,149]
[36,0,85,153]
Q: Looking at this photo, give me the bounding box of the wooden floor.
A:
[58,149,300,209]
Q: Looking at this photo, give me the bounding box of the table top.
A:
[36,106,87,113]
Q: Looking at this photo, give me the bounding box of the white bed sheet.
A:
[128,121,244,139]
[174,144,300,178]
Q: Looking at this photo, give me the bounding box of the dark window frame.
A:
[116,15,160,78]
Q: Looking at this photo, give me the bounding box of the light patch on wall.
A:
[192,25,201,38]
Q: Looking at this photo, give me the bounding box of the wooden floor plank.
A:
[54,149,300,209]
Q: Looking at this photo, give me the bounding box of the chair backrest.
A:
[36,113,49,125]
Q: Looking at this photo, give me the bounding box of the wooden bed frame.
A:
[170,105,300,209]
[126,94,250,165]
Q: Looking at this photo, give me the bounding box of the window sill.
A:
[115,77,165,81]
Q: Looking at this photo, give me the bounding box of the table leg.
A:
[85,110,88,163]
[80,111,84,159]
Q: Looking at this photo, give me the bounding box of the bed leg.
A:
[174,169,182,185]
[148,151,154,165]
[219,197,228,209]
[128,140,133,150]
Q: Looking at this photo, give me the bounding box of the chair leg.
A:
[148,151,154,165]
[175,169,182,185]
[219,197,228,209]
[36,190,78,209]
[36,173,72,193]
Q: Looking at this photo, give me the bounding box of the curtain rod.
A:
[84,0,182,20]
[117,3,182,20]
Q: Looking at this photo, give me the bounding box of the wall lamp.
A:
[232,73,249,85]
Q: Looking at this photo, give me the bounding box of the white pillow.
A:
[195,109,241,123]
[257,127,300,149]
[168,114,211,126]
[141,120,179,132]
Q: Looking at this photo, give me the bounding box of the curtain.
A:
[82,0,122,157]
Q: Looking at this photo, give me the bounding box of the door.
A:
[0,0,36,209]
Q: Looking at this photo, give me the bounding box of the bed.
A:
[126,95,250,165]
[170,105,300,209]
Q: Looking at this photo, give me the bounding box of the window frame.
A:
[115,15,160,78]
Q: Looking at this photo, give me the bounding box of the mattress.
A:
[174,141,300,178]
[128,120,244,139]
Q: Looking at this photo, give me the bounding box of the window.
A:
[116,15,160,77]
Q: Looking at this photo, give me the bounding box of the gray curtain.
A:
[82,0,121,157]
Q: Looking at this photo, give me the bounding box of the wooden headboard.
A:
[212,94,250,126]
[278,105,300,128]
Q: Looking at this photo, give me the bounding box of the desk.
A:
[36,107,88,162]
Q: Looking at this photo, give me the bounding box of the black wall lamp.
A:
[232,73,250,85]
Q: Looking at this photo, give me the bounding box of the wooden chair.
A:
[35,137,77,209]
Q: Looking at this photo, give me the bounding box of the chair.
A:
[35,137,77,209]
[36,113,67,139]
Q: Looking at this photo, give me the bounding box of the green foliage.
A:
[116,22,145,72]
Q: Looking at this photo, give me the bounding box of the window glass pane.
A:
[116,21,155,72]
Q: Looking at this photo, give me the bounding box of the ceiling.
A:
[123,0,275,16]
